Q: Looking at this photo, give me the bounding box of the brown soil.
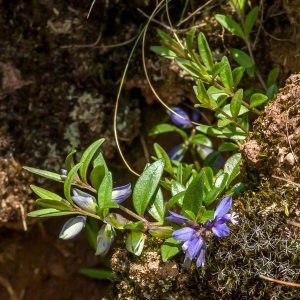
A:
[1,0,300,299]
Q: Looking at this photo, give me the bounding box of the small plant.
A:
[24,0,289,294]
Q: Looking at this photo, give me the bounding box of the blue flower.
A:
[72,188,98,213]
[59,215,87,240]
[168,107,192,127]
[165,210,189,225]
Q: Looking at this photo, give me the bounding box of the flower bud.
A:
[111,183,132,204]
[95,224,116,256]
[59,215,86,240]
[149,226,173,238]
[72,188,98,213]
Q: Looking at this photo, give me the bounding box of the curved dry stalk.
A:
[259,274,300,287]
[113,0,168,177]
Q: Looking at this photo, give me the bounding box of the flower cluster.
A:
[166,196,238,268]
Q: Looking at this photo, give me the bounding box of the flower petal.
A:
[187,236,203,259]
[59,215,86,240]
[168,107,192,127]
[112,183,132,204]
[165,211,189,225]
[214,196,232,219]
[168,144,187,161]
[172,227,196,242]
[212,222,230,237]
[196,245,206,267]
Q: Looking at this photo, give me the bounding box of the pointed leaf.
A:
[244,7,259,37]
[65,149,77,171]
[30,185,62,201]
[219,56,234,92]
[23,166,62,182]
[78,268,116,280]
[224,153,241,188]
[64,162,82,204]
[149,123,188,140]
[215,14,246,40]
[186,28,201,66]
[198,32,214,71]
[36,199,73,210]
[147,188,164,222]
[133,159,165,216]
[267,67,280,87]
[153,143,174,175]
[230,88,243,118]
[28,208,78,218]
[232,66,245,88]
[182,171,204,217]
[150,45,177,58]
[79,138,105,184]
[90,165,106,191]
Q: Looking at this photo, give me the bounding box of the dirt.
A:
[1,0,300,299]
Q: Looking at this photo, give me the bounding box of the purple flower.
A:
[165,211,190,225]
[168,143,188,161]
[205,196,238,238]
[165,196,237,268]
[168,107,192,127]
[111,183,132,204]
[172,226,206,269]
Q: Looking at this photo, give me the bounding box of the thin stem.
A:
[259,274,300,287]
[118,204,148,223]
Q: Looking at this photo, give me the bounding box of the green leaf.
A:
[153,143,174,175]
[175,57,205,79]
[64,162,82,204]
[232,66,245,88]
[218,142,239,152]
[230,88,243,118]
[186,28,201,66]
[189,133,212,147]
[161,238,182,262]
[133,159,165,216]
[231,48,255,77]
[166,191,185,211]
[149,123,188,140]
[90,165,106,191]
[65,149,77,171]
[84,218,100,250]
[182,171,204,217]
[30,185,62,201]
[23,166,62,182]
[78,268,116,280]
[266,84,278,100]
[150,45,177,58]
[147,188,164,222]
[198,32,214,71]
[212,60,226,78]
[215,14,246,40]
[79,138,105,184]
[196,81,219,109]
[36,199,73,210]
[126,231,145,256]
[249,93,268,108]
[219,56,234,92]
[28,208,78,218]
[224,153,241,188]
[267,67,280,87]
[244,7,259,37]
[97,171,118,217]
